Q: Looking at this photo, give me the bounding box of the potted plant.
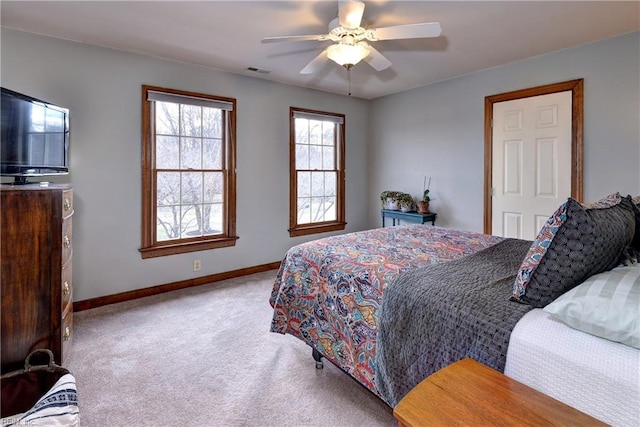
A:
[416,177,431,214]
[380,190,403,210]
[398,193,416,212]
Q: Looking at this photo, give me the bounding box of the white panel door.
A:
[492,91,572,240]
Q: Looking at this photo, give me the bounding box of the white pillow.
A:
[543,264,640,348]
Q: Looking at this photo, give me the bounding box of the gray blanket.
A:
[374,238,534,407]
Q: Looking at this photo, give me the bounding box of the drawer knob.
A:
[64,198,71,212]
[63,327,71,341]
[63,236,71,248]
[63,281,71,295]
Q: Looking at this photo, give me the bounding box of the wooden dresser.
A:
[1,184,74,373]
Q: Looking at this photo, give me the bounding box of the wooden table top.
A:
[393,358,608,427]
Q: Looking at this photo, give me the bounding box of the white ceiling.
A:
[2,1,639,99]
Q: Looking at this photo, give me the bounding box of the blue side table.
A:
[381,209,437,227]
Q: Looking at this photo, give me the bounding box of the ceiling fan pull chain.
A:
[346,64,352,96]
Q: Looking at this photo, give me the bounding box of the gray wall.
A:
[1,29,370,301]
[368,31,640,231]
[2,29,639,302]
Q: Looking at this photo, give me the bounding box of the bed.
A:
[269,193,640,426]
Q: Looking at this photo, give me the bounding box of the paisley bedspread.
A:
[269,224,503,398]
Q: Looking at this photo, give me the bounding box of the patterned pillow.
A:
[512,193,636,307]
[544,264,640,348]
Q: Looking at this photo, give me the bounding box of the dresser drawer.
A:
[62,190,74,219]
[62,262,72,308]
[62,217,72,266]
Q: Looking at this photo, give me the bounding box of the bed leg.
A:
[312,348,324,369]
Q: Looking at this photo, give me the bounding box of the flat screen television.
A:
[1,87,70,184]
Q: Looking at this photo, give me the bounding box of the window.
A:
[289,107,346,237]
[140,85,237,259]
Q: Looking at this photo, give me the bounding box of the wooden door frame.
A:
[484,79,584,235]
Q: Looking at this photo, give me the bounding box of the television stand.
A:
[2,177,51,186]
[3,176,33,185]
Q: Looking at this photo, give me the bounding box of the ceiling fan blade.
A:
[261,34,326,44]
[364,45,392,71]
[370,22,442,41]
[339,0,365,29]
[300,50,328,74]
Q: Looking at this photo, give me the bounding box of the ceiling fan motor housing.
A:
[326,18,376,44]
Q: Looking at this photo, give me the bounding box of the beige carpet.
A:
[66,270,395,427]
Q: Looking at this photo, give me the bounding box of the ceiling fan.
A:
[261,0,442,75]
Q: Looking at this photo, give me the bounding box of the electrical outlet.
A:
[193,259,201,271]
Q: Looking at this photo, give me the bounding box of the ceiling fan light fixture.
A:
[326,42,370,67]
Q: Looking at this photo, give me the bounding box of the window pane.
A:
[295,118,309,144]
[157,172,180,207]
[181,172,203,204]
[323,196,337,221]
[322,146,334,170]
[309,145,322,170]
[322,123,334,145]
[310,196,326,222]
[157,206,181,241]
[311,172,324,197]
[156,102,179,135]
[325,172,336,196]
[203,138,222,169]
[203,203,223,235]
[157,170,182,242]
[309,120,322,145]
[204,172,223,203]
[156,136,180,169]
[297,171,310,197]
[297,197,311,224]
[180,137,202,169]
[295,144,309,170]
[180,204,199,238]
[180,105,202,137]
[202,107,222,138]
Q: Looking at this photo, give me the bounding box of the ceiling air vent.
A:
[247,67,269,74]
